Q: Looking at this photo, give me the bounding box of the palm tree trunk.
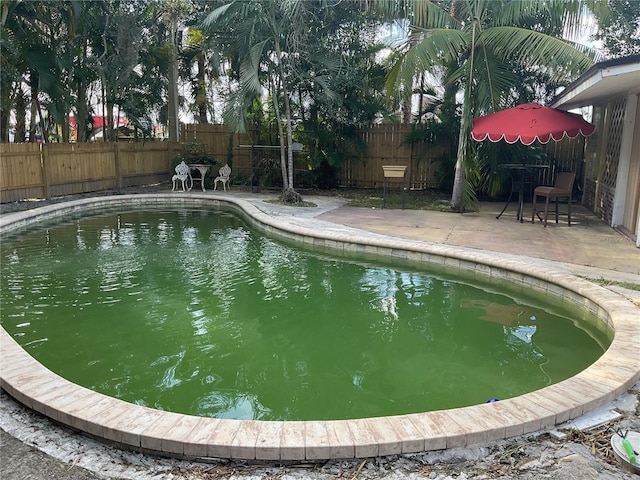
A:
[106,93,115,142]
[76,41,89,142]
[197,54,208,123]
[450,9,479,211]
[14,91,27,143]
[450,117,467,210]
[269,70,289,190]
[282,82,294,190]
[0,81,13,142]
[28,71,39,142]
[273,38,295,192]
[76,80,88,142]
[167,16,179,142]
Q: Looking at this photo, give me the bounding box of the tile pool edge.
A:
[1,193,639,462]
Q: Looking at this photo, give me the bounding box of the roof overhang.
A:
[551,55,640,110]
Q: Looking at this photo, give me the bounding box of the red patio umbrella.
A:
[471,103,595,145]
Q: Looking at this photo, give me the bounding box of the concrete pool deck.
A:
[1,190,639,463]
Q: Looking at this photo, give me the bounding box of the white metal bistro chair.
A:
[171,161,191,191]
[214,164,231,191]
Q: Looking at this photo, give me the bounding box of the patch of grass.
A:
[320,188,453,211]
[584,277,640,291]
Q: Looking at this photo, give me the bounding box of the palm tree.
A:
[181,27,211,124]
[1,0,65,142]
[203,0,321,201]
[383,0,603,210]
[158,0,192,142]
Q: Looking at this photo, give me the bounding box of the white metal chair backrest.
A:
[172,161,191,191]
[175,161,189,176]
[214,164,231,191]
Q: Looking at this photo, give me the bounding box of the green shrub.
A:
[172,142,218,169]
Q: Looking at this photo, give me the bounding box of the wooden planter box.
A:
[382,165,407,178]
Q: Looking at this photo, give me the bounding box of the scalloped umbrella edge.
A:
[471,103,596,145]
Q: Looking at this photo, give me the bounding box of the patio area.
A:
[316,200,640,286]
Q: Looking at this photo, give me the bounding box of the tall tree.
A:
[182,28,210,123]
[383,0,601,211]
[157,0,193,142]
[203,0,304,199]
[592,0,640,57]
[1,0,63,142]
[294,4,391,187]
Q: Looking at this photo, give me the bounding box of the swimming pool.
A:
[1,193,638,460]
[1,209,610,421]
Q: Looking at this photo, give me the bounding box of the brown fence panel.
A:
[1,142,181,203]
[228,146,312,190]
[118,141,180,187]
[0,143,44,203]
[2,124,447,202]
[182,124,307,188]
[360,125,413,187]
[181,124,252,164]
[545,136,586,196]
[45,143,117,197]
[182,123,445,190]
[337,125,443,189]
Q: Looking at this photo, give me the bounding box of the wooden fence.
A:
[180,124,315,189]
[1,141,180,203]
[2,123,583,204]
[180,123,447,190]
[338,124,448,189]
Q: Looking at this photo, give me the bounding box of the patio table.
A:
[497,164,550,222]
[188,163,211,192]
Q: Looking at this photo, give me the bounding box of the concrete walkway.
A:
[323,203,637,272]
[244,192,639,300]
[315,200,640,292]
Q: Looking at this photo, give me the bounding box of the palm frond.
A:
[374,0,458,29]
[201,2,238,29]
[240,38,268,95]
[222,87,253,133]
[471,51,521,114]
[408,0,460,29]
[461,174,479,211]
[386,28,468,94]
[480,27,594,81]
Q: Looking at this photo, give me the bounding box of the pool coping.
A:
[1,193,639,462]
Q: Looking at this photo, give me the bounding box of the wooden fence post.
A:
[114,142,122,189]
[41,143,51,199]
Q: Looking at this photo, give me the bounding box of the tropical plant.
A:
[382,0,605,211]
[1,0,68,142]
[295,5,391,189]
[181,27,210,124]
[202,1,293,197]
[1,0,167,143]
[172,141,217,167]
[202,1,394,198]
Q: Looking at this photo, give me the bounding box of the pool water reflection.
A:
[0,209,610,421]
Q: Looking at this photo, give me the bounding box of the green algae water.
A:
[1,209,610,421]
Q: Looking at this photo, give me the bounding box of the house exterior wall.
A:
[584,178,615,225]
[612,93,639,244]
[582,98,628,227]
[550,56,640,245]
